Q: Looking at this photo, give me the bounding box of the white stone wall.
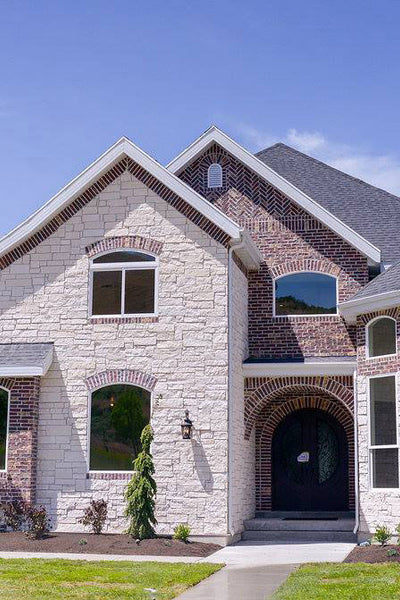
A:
[229,260,255,534]
[358,373,400,535]
[0,171,231,535]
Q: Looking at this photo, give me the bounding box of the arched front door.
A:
[272,408,348,511]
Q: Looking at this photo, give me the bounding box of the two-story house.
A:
[0,126,399,544]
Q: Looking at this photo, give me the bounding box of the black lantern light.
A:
[181,409,193,439]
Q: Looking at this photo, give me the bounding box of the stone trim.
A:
[90,316,159,325]
[270,259,340,279]
[0,156,230,272]
[85,369,157,392]
[244,375,354,439]
[256,395,355,511]
[86,235,163,258]
[86,472,133,481]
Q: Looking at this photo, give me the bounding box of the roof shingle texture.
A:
[349,261,400,301]
[257,143,400,263]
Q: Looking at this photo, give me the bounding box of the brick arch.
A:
[0,377,16,391]
[85,235,163,259]
[256,395,355,511]
[85,369,157,392]
[245,376,353,439]
[270,259,340,280]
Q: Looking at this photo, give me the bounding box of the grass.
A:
[273,562,400,600]
[0,558,223,599]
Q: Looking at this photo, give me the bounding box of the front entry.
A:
[272,408,348,511]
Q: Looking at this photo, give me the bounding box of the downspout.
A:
[227,234,246,538]
[353,367,360,536]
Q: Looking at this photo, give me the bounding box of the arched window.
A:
[0,388,9,471]
[367,317,397,358]
[90,250,158,317]
[89,384,151,471]
[274,272,337,316]
[207,163,223,188]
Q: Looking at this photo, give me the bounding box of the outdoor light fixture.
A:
[181,409,193,439]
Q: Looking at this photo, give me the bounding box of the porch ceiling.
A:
[243,356,356,377]
[0,342,54,376]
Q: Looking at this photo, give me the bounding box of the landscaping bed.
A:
[344,544,400,563]
[0,531,221,557]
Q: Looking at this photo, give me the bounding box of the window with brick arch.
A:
[89,384,151,471]
[367,317,397,358]
[0,388,9,471]
[89,250,158,317]
[274,272,337,316]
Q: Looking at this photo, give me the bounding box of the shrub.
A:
[387,548,398,557]
[2,500,27,531]
[395,523,400,544]
[79,499,108,535]
[125,424,157,539]
[374,524,392,546]
[25,505,50,540]
[173,523,191,543]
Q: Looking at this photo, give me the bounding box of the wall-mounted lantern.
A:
[181,409,193,439]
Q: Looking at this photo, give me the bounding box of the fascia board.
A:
[167,127,381,263]
[339,289,400,322]
[243,361,356,377]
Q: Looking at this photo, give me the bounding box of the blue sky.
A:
[1,0,400,235]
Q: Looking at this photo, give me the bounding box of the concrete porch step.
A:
[255,511,355,519]
[244,518,354,532]
[242,529,357,543]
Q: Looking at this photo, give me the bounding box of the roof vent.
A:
[207,163,223,188]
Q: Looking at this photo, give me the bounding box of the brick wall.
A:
[0,377,40,503]
[179,143,368,358]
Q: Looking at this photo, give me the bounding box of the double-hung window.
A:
[369,375,399,488]
[90,250,158,317]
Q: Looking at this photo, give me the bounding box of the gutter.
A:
[353,368,360,536]
[227,234,247,538]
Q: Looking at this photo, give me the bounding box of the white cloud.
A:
[237,125,400,195]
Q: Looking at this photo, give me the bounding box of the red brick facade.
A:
[0,377,40,503]
[357,308,400,376]
[179,143,369,359]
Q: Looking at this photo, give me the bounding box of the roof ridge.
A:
[257,142,400,202]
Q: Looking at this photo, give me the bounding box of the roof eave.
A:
[167,126,381,263]
[339,289,400,322]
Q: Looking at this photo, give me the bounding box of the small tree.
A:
[125,424,157,539]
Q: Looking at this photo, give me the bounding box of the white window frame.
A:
[87,382,153,474]
[366,316,397,360]
[89,249,159,319]
[207,163,223,188]
[0,386,10,473]
[272,271,339,318]
[367,372,400,490]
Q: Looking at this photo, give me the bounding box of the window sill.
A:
[89,316,159,324]
[272,314,340,321]
[365,353,397,361]
[87,471,133,480]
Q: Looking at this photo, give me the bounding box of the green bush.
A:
[173,523,191,543]
[125,425,157,539]
[374,524,392,546]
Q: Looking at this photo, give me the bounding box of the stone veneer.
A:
[0,170,231,536]
[356,308,400,535]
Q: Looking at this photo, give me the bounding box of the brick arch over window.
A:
[85,235,163,259]
[270,259,340,280]
[85,369,157,392]
[245,376,353,439]
[256,395,355,511]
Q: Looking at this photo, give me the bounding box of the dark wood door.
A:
[272,408,348,511]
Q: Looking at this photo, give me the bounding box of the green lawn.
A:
[0,558,223,600]
[274,563,400,600]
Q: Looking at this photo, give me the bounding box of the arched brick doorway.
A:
[255,395,354,512]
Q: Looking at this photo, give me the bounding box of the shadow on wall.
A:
[191,438,214,493]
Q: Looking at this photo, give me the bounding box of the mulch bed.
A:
[345,544,400,563]
[0,532,221,557]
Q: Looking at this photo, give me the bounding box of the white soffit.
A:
[0,137,260,270]
[167,126,381,263]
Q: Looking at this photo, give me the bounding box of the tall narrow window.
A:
[90,250,158,317]
[274,272,337,316]
[368,317,396,358]
[0,388,9,470]
[89,384,151,471]
[369,375,399,488]
[207,163,223,188]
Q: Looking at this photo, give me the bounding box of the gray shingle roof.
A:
[349,261,400,301]
[257,143,400,263]
[0,343,53,375]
